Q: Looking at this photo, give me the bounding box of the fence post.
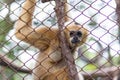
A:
[54,0,79,80]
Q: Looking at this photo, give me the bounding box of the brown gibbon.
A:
[14,0,88,80]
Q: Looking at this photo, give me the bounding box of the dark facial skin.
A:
[70,30,82,44]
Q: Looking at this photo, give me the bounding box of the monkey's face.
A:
[69,30,82,44]
[68,30,84,49]
[64,23,88,49]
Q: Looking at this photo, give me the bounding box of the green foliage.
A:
[0,20,13,42]
[0,67,28,80]
[88,20,97,27]
[83,64,97,71]
[0,67,15,80]
[0,0,119,80]
[112,56,120,65]
[1,0,14,4]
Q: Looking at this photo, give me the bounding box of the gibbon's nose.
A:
[71,37,80,43]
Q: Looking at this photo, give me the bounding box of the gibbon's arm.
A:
[15,0,38,46]
[15,0,71,51]
[15,0,52,51]
[15,0,35,38]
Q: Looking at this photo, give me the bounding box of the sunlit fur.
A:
[15,0,88,80]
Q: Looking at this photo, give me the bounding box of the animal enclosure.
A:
[0,0,119,80]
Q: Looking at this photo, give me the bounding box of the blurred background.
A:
[0,0,119,80]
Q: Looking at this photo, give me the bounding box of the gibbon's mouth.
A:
[71,39,80,44]
[71,37,81,44]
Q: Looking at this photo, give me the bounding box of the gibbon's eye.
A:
[77,31,82,37]
[70,31,75,37]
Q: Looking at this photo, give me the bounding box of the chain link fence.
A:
[0,0,119,80]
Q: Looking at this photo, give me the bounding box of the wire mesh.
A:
[0,0,119,80]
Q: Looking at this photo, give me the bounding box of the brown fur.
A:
[15,0,88,80]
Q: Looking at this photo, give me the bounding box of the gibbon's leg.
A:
[33,49,53,80]
[33,47,63,80]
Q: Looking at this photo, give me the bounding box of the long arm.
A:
[15,0,36,40]
[15,0,70,40]
[14,0,73,51]
[15,0,51,51]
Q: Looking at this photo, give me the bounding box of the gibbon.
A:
[14,0,88,80]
